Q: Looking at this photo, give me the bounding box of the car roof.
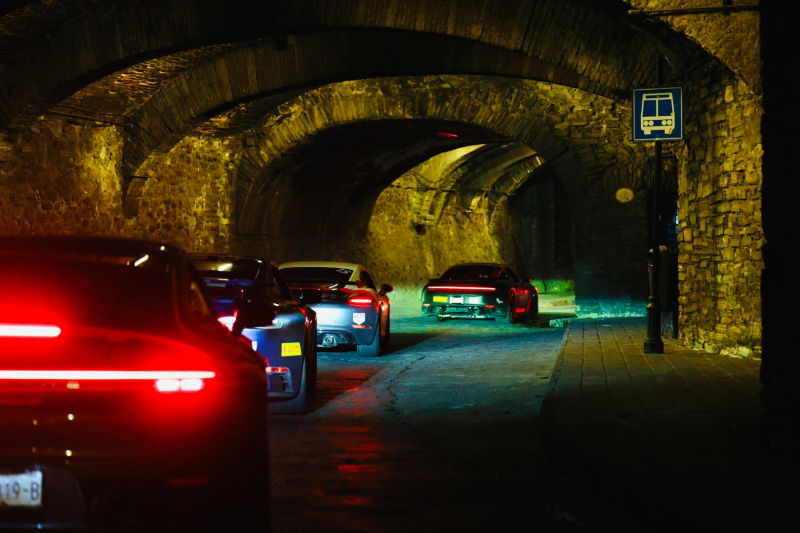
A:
[446,262,506,268]
[0,234,180,258]
[279,261,364,271]
[190,253,275,265]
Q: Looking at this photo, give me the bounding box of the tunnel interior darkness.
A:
[264,119,513,241]
[228,114,577,317]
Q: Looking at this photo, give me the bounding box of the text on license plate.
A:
[450,296,464,304]
[0,470,43,508]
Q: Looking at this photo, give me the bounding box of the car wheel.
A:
[357,320,381,357]
[508,295,518,323]
[270,362,307,415]
[306,325,318,395]
[381,313,391,351]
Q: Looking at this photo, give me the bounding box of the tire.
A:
[357,319,381,357]
[508,295,518,323]
[270,362,307,415]
[306,325,318,395]
[380,313,391,351]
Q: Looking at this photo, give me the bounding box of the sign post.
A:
[634,86,682,354]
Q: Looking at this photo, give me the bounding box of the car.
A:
[0,236,270,531]
[278,261,392,357]
[191,254,318,414]
[421,262,538,322]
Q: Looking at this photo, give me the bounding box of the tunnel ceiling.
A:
[277,119,511,197]
[1,0,708,142]
[1,0,717,241]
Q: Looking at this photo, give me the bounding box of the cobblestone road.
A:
[268,316,587,532]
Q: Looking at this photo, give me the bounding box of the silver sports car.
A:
[278,261,392,357]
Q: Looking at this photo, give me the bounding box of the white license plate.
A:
[314,308,335,323]
[450,296,464,304]
[0,470,43,508]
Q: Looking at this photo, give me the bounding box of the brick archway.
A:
[234,75,650,313]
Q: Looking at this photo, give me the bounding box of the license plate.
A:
[0,470,43,508]
[450,296,464,304]
[432,296,448,303]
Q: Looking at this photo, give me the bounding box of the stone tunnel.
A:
[1,2,796,445]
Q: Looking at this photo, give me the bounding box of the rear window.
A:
[280,267,354,287]
[441,265,501,281]
[194,259,261,280]
[194,258,289,302]
[0,252,176,330]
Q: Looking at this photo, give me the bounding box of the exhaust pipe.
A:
[321,334,338,347]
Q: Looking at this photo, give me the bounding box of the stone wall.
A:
[677,63,763,356]
[0,119,241,254]
[0,119,125,235]
[364,168,522,317]
[137,136,242,253]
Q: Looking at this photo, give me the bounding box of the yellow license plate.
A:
[432,296,448,303]
[281,342,302,356]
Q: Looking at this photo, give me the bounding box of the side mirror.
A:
[231,285,276,335]
[380,283,394,295]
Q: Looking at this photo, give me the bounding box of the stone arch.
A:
[238,75,642,232]
[234,75,650,313]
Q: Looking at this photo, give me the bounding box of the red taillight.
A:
[0,324,61,338]
[264,359,289,375]
[426,285,496,292]
[0,370,215,393]
[154,377,206,393]
[347,289,376,307]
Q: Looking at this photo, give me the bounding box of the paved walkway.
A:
[540,318,794,532]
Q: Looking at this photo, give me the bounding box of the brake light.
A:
[426,285,496,292]
[154,378,205,393]
[0,324,62,338]
[346,288,376,307]
[0,370,215,393]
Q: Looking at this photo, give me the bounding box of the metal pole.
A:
[644,140,664,353]
[644,55,665,354]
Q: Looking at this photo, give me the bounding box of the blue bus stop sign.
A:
[633,87,683,141]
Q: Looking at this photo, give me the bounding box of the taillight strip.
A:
[0,324,62,338]
[0,370,215,380]
[426,285,496,292]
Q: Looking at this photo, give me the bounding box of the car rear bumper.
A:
[310,305,378,347]
[422,302,506,319]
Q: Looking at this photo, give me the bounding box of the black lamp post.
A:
[642,53,667,354]
[643,140,665,353]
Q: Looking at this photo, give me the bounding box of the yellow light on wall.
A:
[615,187,634,203]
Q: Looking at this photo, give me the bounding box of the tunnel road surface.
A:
[268,316,587,532]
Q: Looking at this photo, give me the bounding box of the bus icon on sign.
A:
[633,87,682,141]
[640,93,675,135]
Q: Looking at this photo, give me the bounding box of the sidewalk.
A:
[540,318,794,532]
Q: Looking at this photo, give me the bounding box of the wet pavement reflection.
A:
[269,316,588,532]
